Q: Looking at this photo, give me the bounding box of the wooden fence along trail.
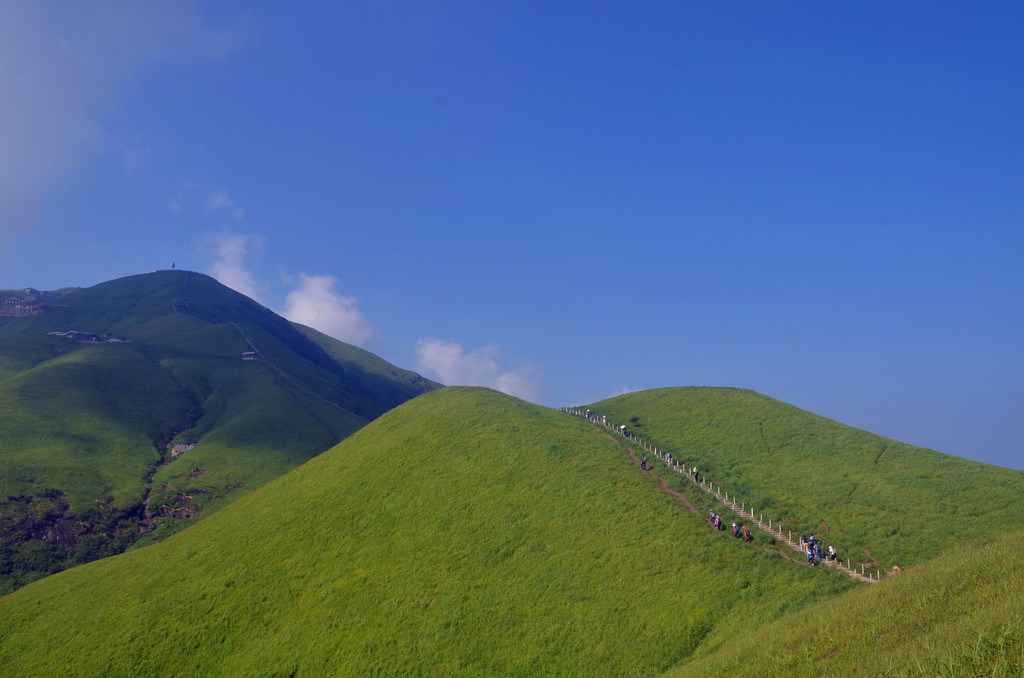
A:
[562,408,884,584]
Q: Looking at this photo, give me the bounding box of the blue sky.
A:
[2,1,1022,470]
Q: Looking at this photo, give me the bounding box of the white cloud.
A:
[282,274,377,348]
[0,2,248,241]
[200,232,379,348]
[205,232,265,302]
[415,338,544,402]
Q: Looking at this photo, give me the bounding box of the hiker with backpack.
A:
[640,454,647,471]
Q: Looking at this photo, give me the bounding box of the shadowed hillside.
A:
[0,271,437,592]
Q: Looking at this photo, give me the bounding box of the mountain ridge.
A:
[2,274,1022,672]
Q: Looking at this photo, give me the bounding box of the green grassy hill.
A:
[586,387,1024,570]
[0,271,437,592]
[2,386,1021,675]
[0,388,858,677]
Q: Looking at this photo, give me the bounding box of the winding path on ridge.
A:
[570,409,878,584]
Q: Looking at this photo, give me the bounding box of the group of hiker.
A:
[574,408,892,581]
[801,534,837,566]
[707,510,753,542]
[627,425,766,551]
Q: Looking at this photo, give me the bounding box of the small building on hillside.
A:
[49,330,102,342]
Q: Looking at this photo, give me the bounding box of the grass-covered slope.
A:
[0,388,856,677]
[586,387,1024,570]
[0,271,436,591]
[668,529,1024,677]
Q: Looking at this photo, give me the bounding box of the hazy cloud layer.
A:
[205,232,266,302]
[282,274,377,348]
[0,2,247,240]
[415,338,543,402]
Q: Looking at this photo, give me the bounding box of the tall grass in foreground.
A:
[667,529,1024,677]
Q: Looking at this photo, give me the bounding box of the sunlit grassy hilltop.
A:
[2,386,1022,675]
[0,387,856,677]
